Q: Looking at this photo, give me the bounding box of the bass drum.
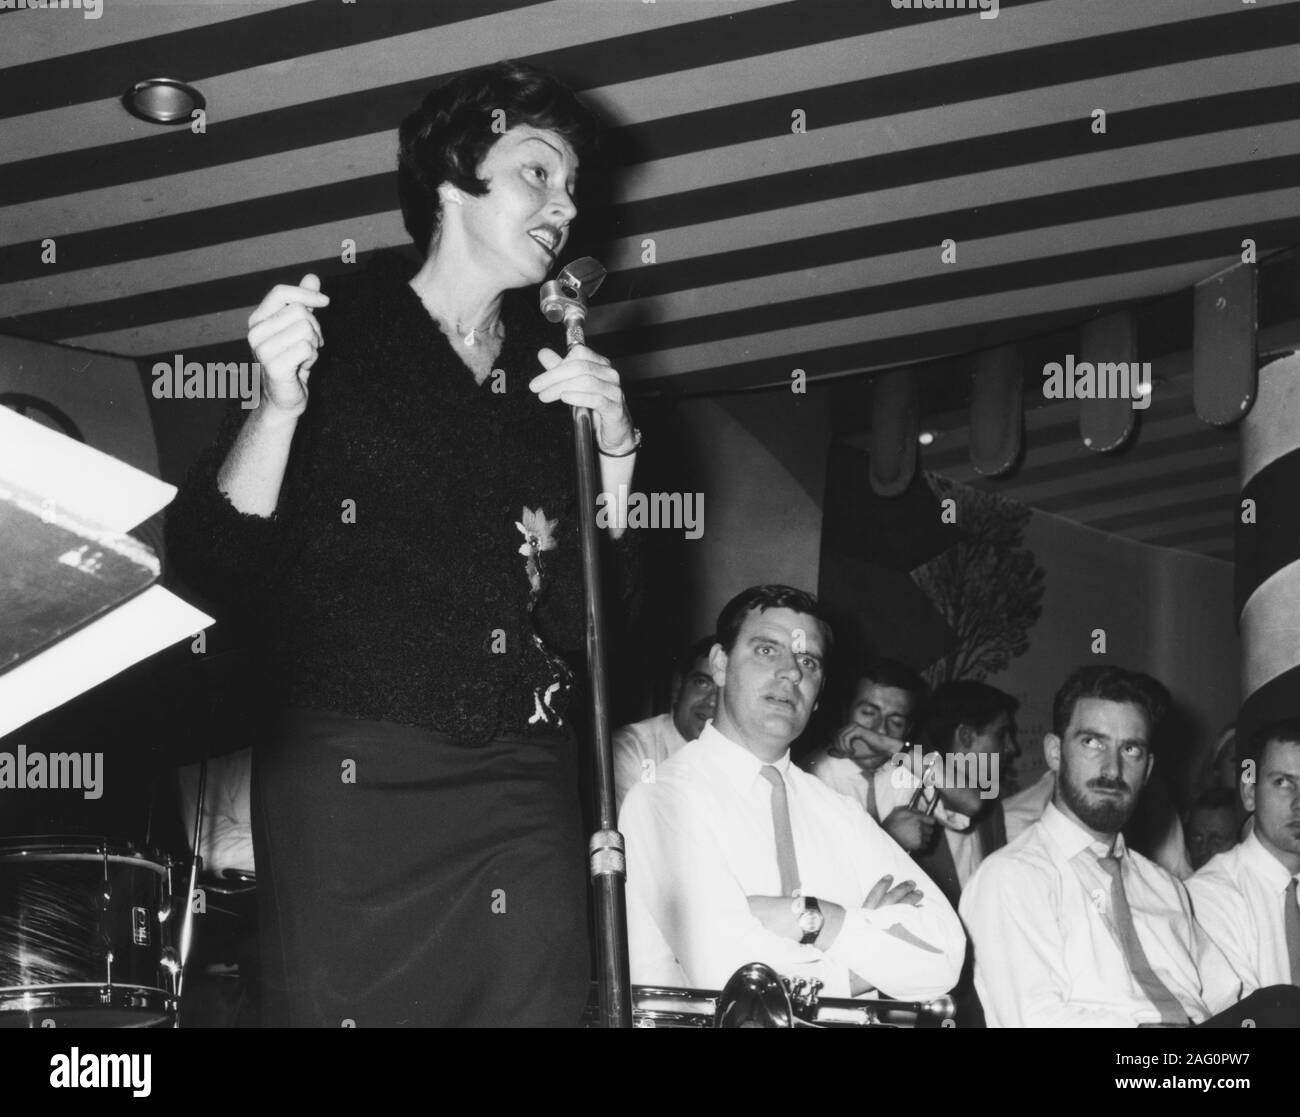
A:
[0,836,179,1028]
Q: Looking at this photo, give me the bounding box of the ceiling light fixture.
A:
[122,78,205,125]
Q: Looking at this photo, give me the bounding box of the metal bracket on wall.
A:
[869,368,918,497]
[969,345,1023,476]
[1079,310,1139,453]
[1193,261,1257,428]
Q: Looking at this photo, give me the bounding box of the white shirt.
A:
[1004,769,1193,881]
[613,712,690,810]
[1002,769,1055,840]
[804,747,879,814]
[621,723,966,1000]
[806,747,983,887]
[960,801,1241,1027]
[1187,831,1299,995]
[177,747,254,874]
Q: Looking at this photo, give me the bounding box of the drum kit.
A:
[0,836,181,1027]
[0,695,239,1028]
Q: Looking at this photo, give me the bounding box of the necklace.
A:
[410,281,502,347]
[459,318,504,347]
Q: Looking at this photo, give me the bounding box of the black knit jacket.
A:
[165,251,638,745]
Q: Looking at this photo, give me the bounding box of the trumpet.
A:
[585,962,955,1028]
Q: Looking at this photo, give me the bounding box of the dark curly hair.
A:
[397,60,601,257]
[925,679,1019,755]
[1051,665,1169,744]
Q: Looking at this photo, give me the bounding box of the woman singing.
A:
[166,61,639,1027]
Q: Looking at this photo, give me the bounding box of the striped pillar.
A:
[1237,351,1300,744]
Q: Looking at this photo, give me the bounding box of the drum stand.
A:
[172,755,206,1014]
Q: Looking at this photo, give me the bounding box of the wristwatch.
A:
[796,895,824,945]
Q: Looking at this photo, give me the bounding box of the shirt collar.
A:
[661,712,689,750]
[1041,799,1127,861]
[697,721,792,793]
[1240,828,1299,890]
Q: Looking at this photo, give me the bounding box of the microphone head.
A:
[539,256,606,322]
[558,256,606,298]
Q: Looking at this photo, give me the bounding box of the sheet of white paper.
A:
[0,406,175,532]
[0,585,213,738]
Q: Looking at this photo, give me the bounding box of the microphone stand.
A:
[540,259,633,1028]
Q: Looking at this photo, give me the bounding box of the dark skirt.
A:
[251,706,590,1027]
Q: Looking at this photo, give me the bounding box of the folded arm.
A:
[819,814,966,1000]
[621,788,855,996]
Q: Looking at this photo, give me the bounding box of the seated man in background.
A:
[1190,724,1250,843]
[897,681,1019,1027]
[613,635,717,808]
[1184,787,1241,872]
[178,748,255,880]
[621,586,965,1001]
[961,665,1244,1027]
[804,658,937,852]
[1187,719,1300,995]
[176,747,259,1027]
[903,680,1020,909]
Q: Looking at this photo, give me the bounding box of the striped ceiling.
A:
[1,0,1298,558]
[846,364,1243,563]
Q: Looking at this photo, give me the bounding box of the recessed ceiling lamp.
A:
[122,78,205,124]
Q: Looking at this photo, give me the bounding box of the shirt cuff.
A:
[799,953,852,999]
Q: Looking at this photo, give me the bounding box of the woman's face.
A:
[451,124,578,287]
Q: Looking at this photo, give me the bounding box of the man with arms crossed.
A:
[621,585,965,1000]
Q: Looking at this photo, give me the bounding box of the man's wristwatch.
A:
[795,895,824,945]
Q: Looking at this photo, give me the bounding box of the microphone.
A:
[539,257,607,351]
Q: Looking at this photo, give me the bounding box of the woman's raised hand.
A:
[248,274,330,419]
[531,345,636,455]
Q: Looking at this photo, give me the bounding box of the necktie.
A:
[1097,853,1188,1024]
[1285,877,1300,987]
[915,826,961,909]
[980,800,1007,855]
[759,765,800,897]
